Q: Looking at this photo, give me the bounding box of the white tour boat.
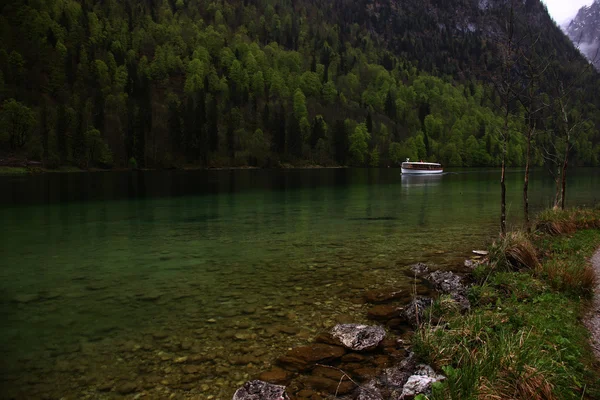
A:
[401,158,443,175]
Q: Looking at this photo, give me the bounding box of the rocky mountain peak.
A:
[565,0,600,68]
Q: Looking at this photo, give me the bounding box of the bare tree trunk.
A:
[520,55,544,232]
[501,159,507,235]
[487,0,522,236]
[561,148,568,210]
[523,132,532,232]
[559,98,570,211]
[553,163,562,209]
[501,113,509,236]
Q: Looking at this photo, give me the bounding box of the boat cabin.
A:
[401,159,443,174]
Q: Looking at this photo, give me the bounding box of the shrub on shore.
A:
[413,210,600,399]
[535,224,599,299]
[536,208,600,234]
[415,314,560,400]
[536,258,597,298]
[488,231,540,272]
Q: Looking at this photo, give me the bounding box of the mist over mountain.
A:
[566,0,600,69]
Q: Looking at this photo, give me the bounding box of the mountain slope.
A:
[566,0,600,69]
[0,0,598,169]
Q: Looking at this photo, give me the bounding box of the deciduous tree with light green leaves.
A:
[184,59,205,94]
[293,89,308,121]
[84,129,113,167]
[0,99,36,150]
[349,123,370,165]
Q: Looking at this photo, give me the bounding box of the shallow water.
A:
[0,168,598,399]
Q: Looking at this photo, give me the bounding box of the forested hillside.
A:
[1,0,599,169]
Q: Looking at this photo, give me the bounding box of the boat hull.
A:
[401,168,443,175]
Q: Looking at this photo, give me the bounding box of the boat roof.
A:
[402,161,442,166]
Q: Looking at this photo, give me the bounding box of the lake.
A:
[0,168,598,399]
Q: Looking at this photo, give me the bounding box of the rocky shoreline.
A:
[232,259,480,400]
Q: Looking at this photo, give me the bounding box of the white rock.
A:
[330,324,386,351]
[232,380,289,400]
[400,365,445,399]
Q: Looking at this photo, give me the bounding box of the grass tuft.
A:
[489,231,540,271]
[536,259,597,298]
[536,208,600,234]
[415,314,562,400]
[478,364,556,400]
[533,228,600,298]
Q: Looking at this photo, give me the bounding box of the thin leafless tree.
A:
[541,44,597,210]
[486,0,526,236]
[516,29,551,231]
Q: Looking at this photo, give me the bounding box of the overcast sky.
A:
[542,0,595,24]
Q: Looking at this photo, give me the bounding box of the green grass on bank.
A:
[413,208,600,400]
[0,166,31,175]
[0,165,97,175]
[537,207,600,235]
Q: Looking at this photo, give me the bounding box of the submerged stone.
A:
[13,294,40,304]
[152,332,169,340]
[330,324,386,351]
[114,381,137,394]
[42,291,62,300]
[313,332,341,346]
[296,389,317,398]
[341,353,368,363]
[96,382,113,392]
[85,282,108,291]
[234,332,257,341]
[258,368,292,385]
[367,305,401,321]
[409,263,429,276]
[363,289,408,304]
[352,366,379,380]
[181,365,202,374]
[232,380,289,400]
[302,375,355,395]
[277,344,346,371]
[312,365,347,380]
[277,325,300,335]
[138,292,162,301]
[230,354,261,365]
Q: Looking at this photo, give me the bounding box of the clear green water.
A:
[0,168,598,399]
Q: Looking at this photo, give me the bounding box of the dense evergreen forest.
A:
[0,0,599,169]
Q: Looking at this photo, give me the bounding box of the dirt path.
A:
[585,248,600,360]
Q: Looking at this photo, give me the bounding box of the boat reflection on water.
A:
[401,173,444,188]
